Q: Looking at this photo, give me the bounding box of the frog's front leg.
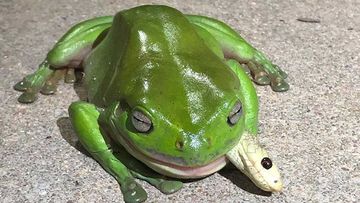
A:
[130,171,183,194]
[14,16,113,103]
[69,102,147,203]
[69,102,183,202]
[187,15,289,92]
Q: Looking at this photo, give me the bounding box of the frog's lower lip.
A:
[119,134,228,178]
[142,155,228,179]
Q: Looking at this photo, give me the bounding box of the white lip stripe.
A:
[142,155,228,179]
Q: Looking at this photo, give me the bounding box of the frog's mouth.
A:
[119,130,282,192]
[118,132,228,179]
[142,154,228,179]
[115,118,282,191]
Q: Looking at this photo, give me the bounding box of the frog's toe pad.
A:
[121,180,147,203]
[276,66,288,79]
[159,180,183,194]
[18,92,37,103]
[15,79,39,103]
[40,82,57,95]
[245,61,289,92]
[14,80,30,92]
[65,69,76,83]
[253,72,270,85]
[270,77,289,92]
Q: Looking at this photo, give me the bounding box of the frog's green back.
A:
[84,5,240,132]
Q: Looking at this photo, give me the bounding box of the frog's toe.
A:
[269,65,289,91]
[270,76,289,92]
[253,71,271,85]
[246,61,271,85]
[15,80,40,103]
[40,82,57,95]
[245,60,289,91]
[276,65,288,79]
[40,71,63,95]
[14,80,29,92]
[158,180,183,194]
[239,63,251,77]
[121,179,147,203]
[18,92,37,103]
[65,69,76,83]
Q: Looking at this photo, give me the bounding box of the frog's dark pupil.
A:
[261,157,272,169]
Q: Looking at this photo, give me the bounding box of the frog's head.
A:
[105,58,247,178]
[109,95,245,179]
[105,58,282,192]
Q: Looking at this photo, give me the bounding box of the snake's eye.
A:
[261,157,273,169]
[131,110,152,133]
[227,101,242,125]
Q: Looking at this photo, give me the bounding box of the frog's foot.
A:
[40,68,78,95]
[14,61,53,103]
[14,62,79,103]
[240,53,289,92]
[109,134,184,196]
[40,69,65,95]
[120,178,147,203]
[131,170,183,194]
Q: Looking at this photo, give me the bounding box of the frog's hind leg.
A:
[186,15,289,92]
[14,16,113,103]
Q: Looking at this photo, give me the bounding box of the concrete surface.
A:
[1,0,359,202]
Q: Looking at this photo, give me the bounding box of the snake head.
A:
[226,133,283,192]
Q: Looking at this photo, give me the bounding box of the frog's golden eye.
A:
[227,101,242,125]
[131,110,152,133]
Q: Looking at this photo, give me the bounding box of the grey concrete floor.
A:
[1,0,359,202]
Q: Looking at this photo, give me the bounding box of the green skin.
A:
[15,5,288,203]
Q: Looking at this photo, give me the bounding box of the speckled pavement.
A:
[1,0,359,202]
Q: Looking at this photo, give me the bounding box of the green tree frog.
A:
[15,5,289,203]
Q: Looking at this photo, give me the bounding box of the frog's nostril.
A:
[175,140,184,151]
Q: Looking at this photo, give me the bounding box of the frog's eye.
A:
[131,111,152,133]
[227,101,242,125]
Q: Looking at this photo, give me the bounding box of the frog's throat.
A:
[226,132,283,192]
